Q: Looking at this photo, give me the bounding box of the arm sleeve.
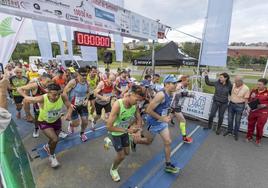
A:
[204,75,215,86]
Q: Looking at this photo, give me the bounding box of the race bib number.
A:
[103,93,113,97]
[117,117,136,129]
[75,96,86,106]
[161,109,168,116]
[47,109,61,121]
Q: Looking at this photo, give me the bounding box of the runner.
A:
[64,67,91,142]
[87,66,99,128]
[106,85,145,182]
[23,83,73,168]
[17,73,55,138]
[94,74,116,122]
[115,69,130,98]
[52,70,67,89]
[170,75,194,144]
[27,64,39,81]
[145,75,180,174]
[0,70,10,110]
[10,67,29,119]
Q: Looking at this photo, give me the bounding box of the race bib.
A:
[103,93,113,97]
[117,117,135,129]
[161,109,168,116]
[75,96,86,106]
[47,109,61,121]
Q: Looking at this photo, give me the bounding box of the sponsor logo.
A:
[37,0,70,8]
[54,10,62,16]
[186,95,206,115]
[0,0,20,8]
[73,8,92,19]
[20,1,31,10]
[66,13,79,21]
[33,3,40,10]
[94,21,103,27]
[42,9,62,17]
[0,17,15,38]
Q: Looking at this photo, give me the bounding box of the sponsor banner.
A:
[200,0,234,67]
[0,13,25,66]
[182,91,268,137]
[0,0,159,40]
[157,23,167,39]
[32,19,53,63]
[130,12,158,40]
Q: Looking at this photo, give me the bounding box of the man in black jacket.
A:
[203,71,232,135]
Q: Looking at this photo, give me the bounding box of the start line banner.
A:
[0,0,165,40]
[182,91,268,137]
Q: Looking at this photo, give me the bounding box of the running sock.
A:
[179,122,186,136]
[166,162,171,166]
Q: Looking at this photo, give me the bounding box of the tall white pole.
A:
[152,40,155,75]
[263,59,268,78]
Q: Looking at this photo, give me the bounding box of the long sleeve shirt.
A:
[205,75,232,103]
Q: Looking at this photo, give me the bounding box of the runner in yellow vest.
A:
[24,83,73,168]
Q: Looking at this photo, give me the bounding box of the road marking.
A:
[135,126,200,188]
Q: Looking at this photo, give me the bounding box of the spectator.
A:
[223,76,250,140]
[203,72,232,135]
[246,78,268,146]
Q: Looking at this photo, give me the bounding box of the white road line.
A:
[135,126,201,188]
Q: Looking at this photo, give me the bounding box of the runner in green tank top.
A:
[24,83,73,168]
[106,85,145,182]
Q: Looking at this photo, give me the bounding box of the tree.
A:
[181,42,200,59]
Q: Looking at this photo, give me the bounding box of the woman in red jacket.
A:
[246,78,268,146]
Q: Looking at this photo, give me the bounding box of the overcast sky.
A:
[18,0,268,44]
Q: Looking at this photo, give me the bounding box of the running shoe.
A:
[59,131,68,139]
[43,144,50,156]
[32,128,39,138]
[68,122,74,134]
[110,164,120,182]
[80,133,88,142]
[49,154,60,168]
[183,136,193,144]
[165,163,180,174]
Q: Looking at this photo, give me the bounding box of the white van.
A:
[56,55,97,69]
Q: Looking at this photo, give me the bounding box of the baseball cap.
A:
[30,64,38,72]
[163,75,179,84]
[38,69,47,76]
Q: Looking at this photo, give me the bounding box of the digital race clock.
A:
[74,31,111,48]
